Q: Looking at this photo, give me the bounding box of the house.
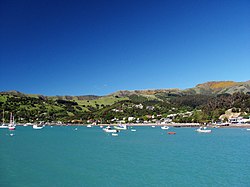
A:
[134,104,143,109]
[128,117,135,121]
[146,106,155,110]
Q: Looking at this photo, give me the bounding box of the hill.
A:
[0,80,249,124]
[190,81,250,95]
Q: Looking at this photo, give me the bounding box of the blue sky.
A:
[0,0,249,96]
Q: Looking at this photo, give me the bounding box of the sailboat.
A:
[0,110,8,129]
[8,112,16,130]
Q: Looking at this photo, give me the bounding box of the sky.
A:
[0,0,249,96]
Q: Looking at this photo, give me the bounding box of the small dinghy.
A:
[161,126,169,130]
[112,133,119,136]
[168,132,176,135]
[196,127,211,133]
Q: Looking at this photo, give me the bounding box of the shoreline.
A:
[14,123,250,128]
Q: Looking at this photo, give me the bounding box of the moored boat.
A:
[114,124,127,130]
[8,112,15,130]
[0,125,8,129]
[0,110,8,129]
[161,126,169,130]
[33,124,44,130]
[8,126,15,130]
[168,132,176,135]
[112,133,119,136]
[196,127,211,133]
[103,126,119,133]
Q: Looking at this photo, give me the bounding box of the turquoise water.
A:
[1,126,250,187]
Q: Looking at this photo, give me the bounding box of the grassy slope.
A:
[0,95,8,102]
[75,96,129,107]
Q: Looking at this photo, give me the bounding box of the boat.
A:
[151,126,155,128]
[103,126,119,133]
[168,132,176,135]
[131,129,136,132]
[0,124,8,128]
[246,129,250,131]
[87,125,92,128]
[112,133,119,136]
[161,126,169,130]
[114,124,127,130]
[8,113,15,130]
[196,127,211,133]
[0,125,8,129]
[8,126,15,130]
[33,124,44,130]
[0,110,8,129]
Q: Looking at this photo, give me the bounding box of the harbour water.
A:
[1,126,250,187]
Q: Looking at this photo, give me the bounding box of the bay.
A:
[1,126,250,187]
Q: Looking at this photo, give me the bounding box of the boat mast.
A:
[2,110,4,125]
[10,112,13,125]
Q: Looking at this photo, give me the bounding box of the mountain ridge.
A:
[1,80,250,98]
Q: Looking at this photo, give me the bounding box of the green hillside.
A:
[1,80,250,124]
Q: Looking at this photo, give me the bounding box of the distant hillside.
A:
[110,80,250,97]
[189,81,250,95]
[2,80,249,99]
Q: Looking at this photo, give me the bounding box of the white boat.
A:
[246,129,250,131]
[131,129,136,132]
[103,126,118,133]
[151,126,155,128]
[0,124,8,129]
[196,127,211,133]
[33,124,44,130]
[0,110,8,129]
[8,113,15,130]
[112,133,119,136]
[161,126,169,130]
[87,125,92,128]
[8,126,15,130]
[114,124,127,130]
